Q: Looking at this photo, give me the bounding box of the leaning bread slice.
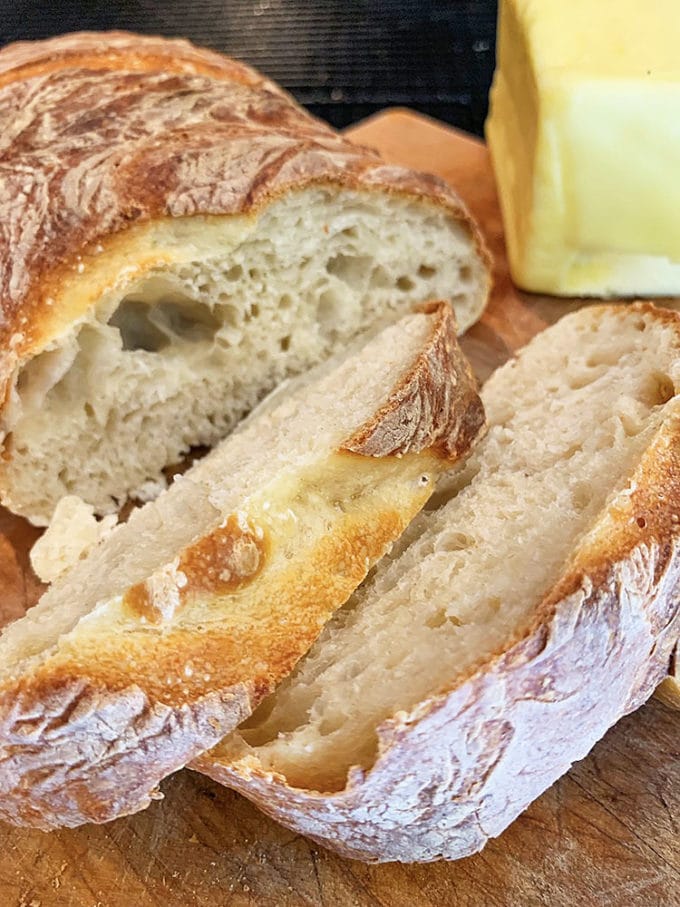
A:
[0,303,484,830]
[0,31,490,526]
[199,302,680,863]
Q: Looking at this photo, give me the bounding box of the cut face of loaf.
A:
[0,32,490,525]
[0,304,485,830]
[199,303,680,863]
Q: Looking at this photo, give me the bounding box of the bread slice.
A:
[0,31,490,526]
[0,304,484,830]
[198,303,680,862]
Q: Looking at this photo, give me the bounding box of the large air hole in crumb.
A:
[216,302,240,328]
[109,291,221,352]
[318,714,345,737]
[225,264,243,281]
[571,482,592,512]
[618,411,643,438]
[566,367,606,391]
[585,349,622,369]
[109,301,169,352]
[425,610,448,629]
[325,253,372,289]
[369,266,392,289]
[643,372,675,408]
[435,531,476,553]
[563,442,584,460]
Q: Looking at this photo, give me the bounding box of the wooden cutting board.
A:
[0,109,678,907]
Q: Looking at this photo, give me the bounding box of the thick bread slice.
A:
[199,303,680,863]
[0,304,484,830]
[0,31,490,525]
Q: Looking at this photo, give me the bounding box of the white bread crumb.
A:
[30,496,118,583]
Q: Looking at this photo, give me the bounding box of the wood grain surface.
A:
[0,109,678,907]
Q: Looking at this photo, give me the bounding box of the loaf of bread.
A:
[0,303,484,830]
[198,303,680,862]
[0,31,490,526]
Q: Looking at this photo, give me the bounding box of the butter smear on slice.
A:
[486,0,680,296]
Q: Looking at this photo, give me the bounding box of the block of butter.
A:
[486,0,680,296]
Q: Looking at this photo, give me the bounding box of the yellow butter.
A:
[486,0,680,296]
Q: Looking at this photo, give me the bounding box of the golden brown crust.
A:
[0,32,489,400]
[196,304,680,862]
[343,303,485,459]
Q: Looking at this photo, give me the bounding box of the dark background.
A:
[0,1,498,135]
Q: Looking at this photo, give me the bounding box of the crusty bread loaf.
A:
[198,303,680,862]
[0,304,484,830]
[0,31,490,526]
